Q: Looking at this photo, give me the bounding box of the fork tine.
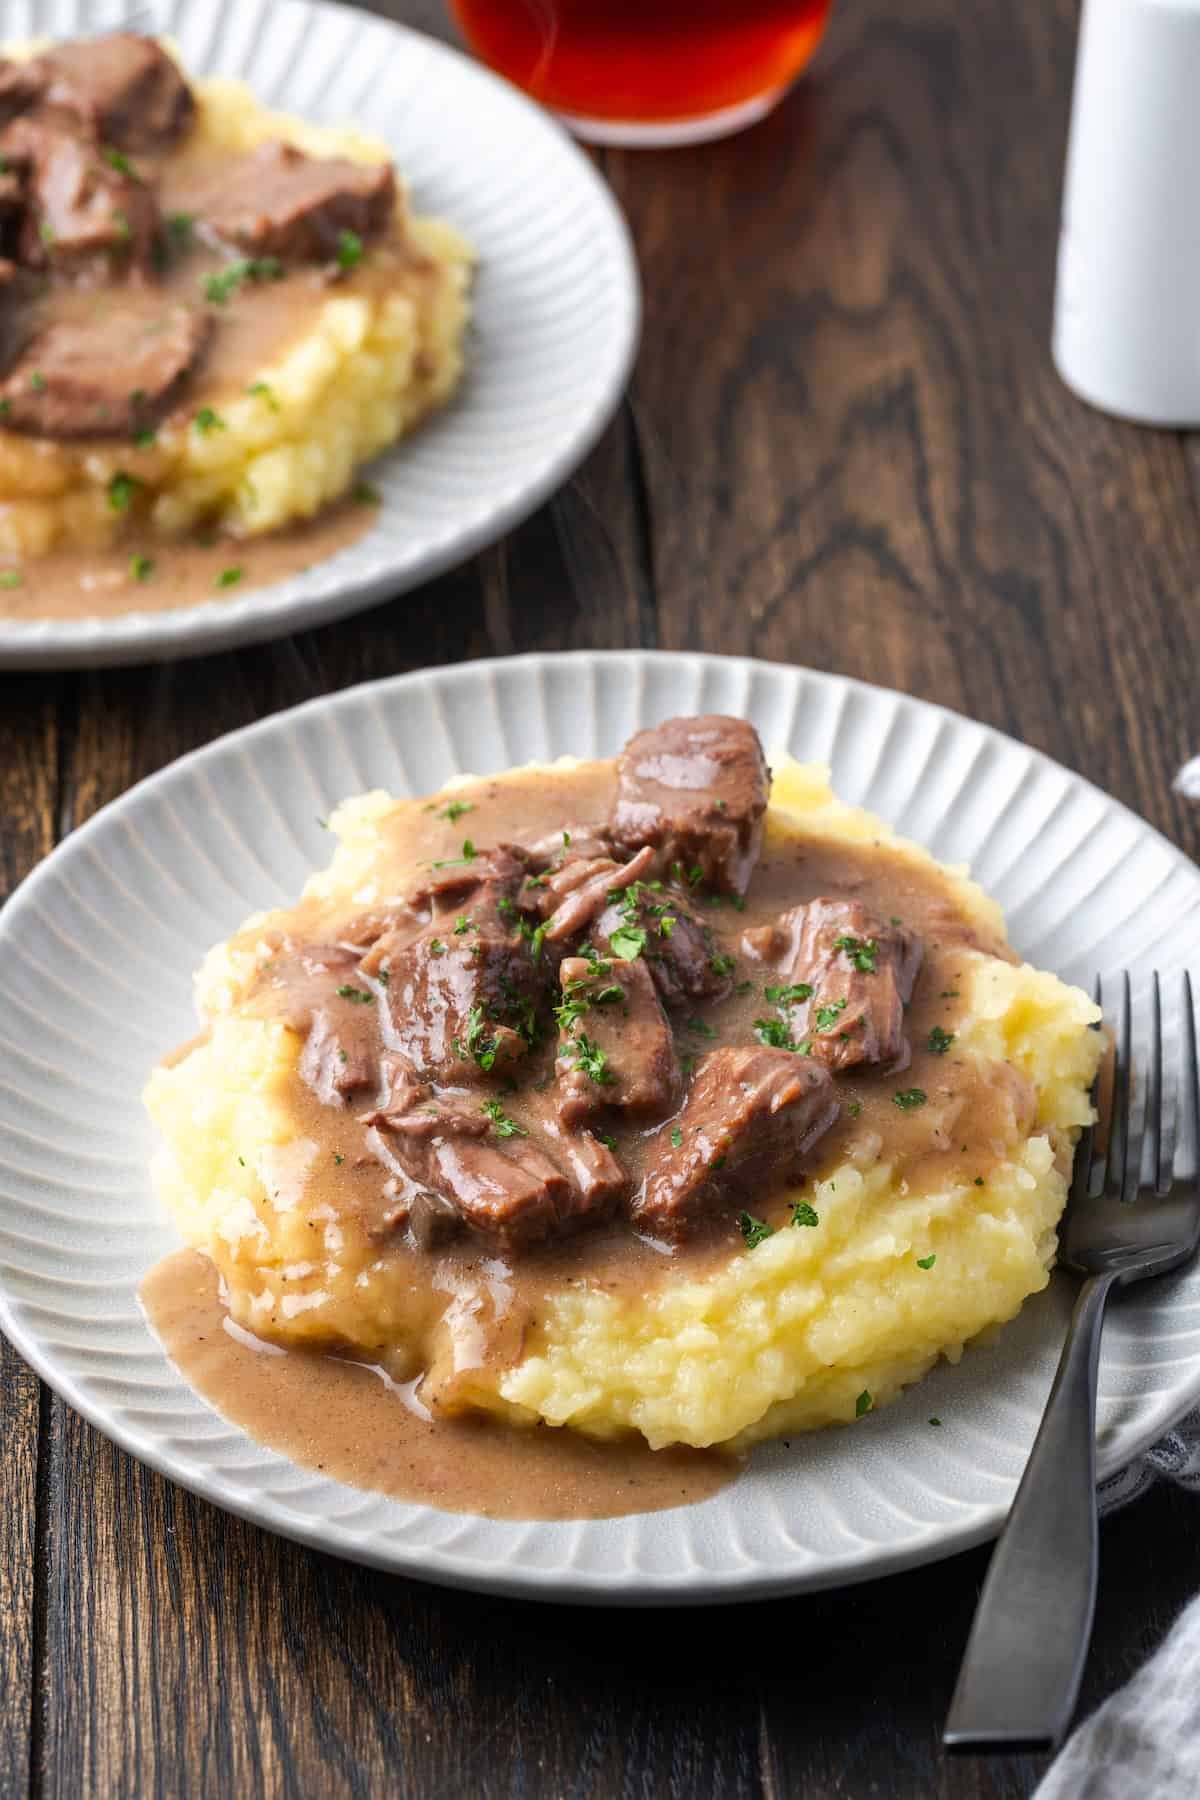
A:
[1070,975,1103,1206]
[1102,972,1138,1203]
[1144,973,1163,1191]
[1178,970,1199,1182]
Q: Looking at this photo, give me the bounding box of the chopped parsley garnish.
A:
[456,1005,500,1073]
[709,953,736,977]
[192,405,226,434]
[940,990,960,999]
[166,211,194,249]
[568,1033,612,1085]
[597,1131,617,1152]
[790,1201,819,1228]
[734,979,754,996]
[333,1152,345,1167]
[134,427,156,447]
[814,997,849,1033]
[38,221,56,246]
[764,982,813,1005]
[129,554,154,582]
[738,1211,774,1249]
[427,838,477,869]
[336,228,364,269]
[103,147,141,180]
[0,570,21,588]
[929,1416,942,1427]
[609,924,647,961]
[215,567,244,588]
[335,984,374,1004]
[893,1087,927,1111]
[247,380,279,409]
[916,1253,937,1270]
[670,1127,683,1148]
[481,1099,526,1139]
[452,915,474,934]
[203,256,284,304]
[927,1026,955,1055]
[237,1156,245,1167]
[29,370,46,392]
[439,800,475,823]
[107,470,140,512]
[834,934,878,973]
[754,1017,798,1051]
[686,1015,717,1038]
[846,1099,862,1118]
[974,1176,985,1187]
[429,938,446,956]
[579,945,611,976]
[855,1390,873,1418]
[562,831,571,847]
[351,481,381,506]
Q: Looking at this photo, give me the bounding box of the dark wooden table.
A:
[3,1,1199,1794]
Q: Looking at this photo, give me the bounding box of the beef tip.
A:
[362,855,544,1084]
[1,118,158,280]
[609,715,770,896]
[248,940,382,1104]
[19,35,194,151]
[192,141,395,263]
[404,843,531,918]
[363,1079,623,1249]
[539,845,655,944]
[741,899,923,1071]
[634,1047,839,1240]
[554,954,680,1128]
[592,877,733,1009]
[0,301,213,437]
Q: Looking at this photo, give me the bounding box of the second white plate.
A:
[0,0,640,668]
[1,651,1199,1602]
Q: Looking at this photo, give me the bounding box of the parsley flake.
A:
[336,228,364,269]
[609,924,647,961]
[481,1099,527,1139]
[670,1127,683,1148]
[738,1211,774,1249]
[107,470,140,512]
[916,1253,937,1270]
[790,1201,819,1228]
[927,1026,955,1055]
[215,567,244,588]
[193,405,226,434]
[129,554,154,582]
[834,934,878,973]
[815,997,849,1033]
[0,569,21,589]
[855,1390,873,1418]
[439,800,475,823]
[764,982,813,1005]
[893,1088,927,1111]
[335,984,374,1004]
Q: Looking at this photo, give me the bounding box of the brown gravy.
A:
[141,1249,736,1521]
[0,498,374,620]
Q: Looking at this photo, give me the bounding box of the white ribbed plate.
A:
[2,652,1199,1604]
[0,0,639,669]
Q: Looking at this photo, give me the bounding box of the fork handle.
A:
[943,1271,1118,1753]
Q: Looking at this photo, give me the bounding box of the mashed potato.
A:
[145,758,1103,1452]
[0,49,471,558]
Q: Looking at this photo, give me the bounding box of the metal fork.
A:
[944,971,1200,1754]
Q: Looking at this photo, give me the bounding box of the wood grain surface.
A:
[2,1,1199,1795]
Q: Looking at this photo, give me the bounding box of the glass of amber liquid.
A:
[448,0,834,147]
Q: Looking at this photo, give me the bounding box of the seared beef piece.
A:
[10,35,194,151]
[403,843,531,919]
[362,1075,624,1249]
[539,845,654,944]
[634,1047,839,1239]
[1,118,158,280]
[609,715,770,896]
[555,954,680,1128]
[0,302,212,436]
[592,879,733,1010]
[252,940,382,1104]
[526,823,611,869]
[741,899,923,1072]
[193,141,395,262]
[362,852,544,1084]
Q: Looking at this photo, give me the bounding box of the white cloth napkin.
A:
[1035,1407,1200,1797]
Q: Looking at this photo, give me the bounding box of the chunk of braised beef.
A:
[0,300,213,436]
[253,940,382,1104]
[1,117,159,281]
[539,845,655,944]
[554,953,680,1128]
[191,141,395,262]
[741,898,923,1072]
[362,1076,623,1249]
[609,715,770,896]
[19,34,195,151]
[0,60,44,129]
[634,1046,839,1239]
[593,878,733,1009]
[362,850,545,1084]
